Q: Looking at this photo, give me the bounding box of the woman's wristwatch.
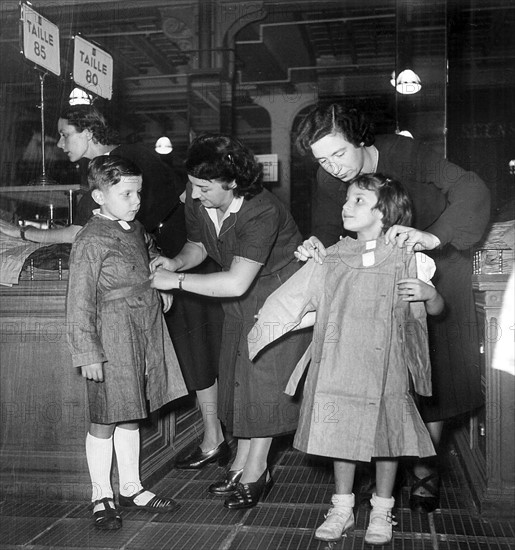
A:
[178,272,185,290]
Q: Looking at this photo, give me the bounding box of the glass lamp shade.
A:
[390,69,422,95]
[69,87,92,105]
[396,129,414,138]
[155,136,173,155]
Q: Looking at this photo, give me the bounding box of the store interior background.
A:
[0,1,514,529]
[0,0,513,237]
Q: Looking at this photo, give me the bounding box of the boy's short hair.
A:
[88,156,142,191]
[351,173,413,232]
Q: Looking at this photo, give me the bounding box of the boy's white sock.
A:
[86,433,114,502]
[113,427,150,502]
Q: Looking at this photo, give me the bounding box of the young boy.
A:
[66,156,188,530]
[249,174,444,545]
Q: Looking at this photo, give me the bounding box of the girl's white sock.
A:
[86,433,114,502]
[113,427,147,500]
[332,493,355,507]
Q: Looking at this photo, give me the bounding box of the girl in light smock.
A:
[249,174,444,545]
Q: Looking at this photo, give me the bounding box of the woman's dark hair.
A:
[60,105,120,145]
[295,102,375,155]
[185,134,263,199]
[351,173,412,232]
[88,155,142,191]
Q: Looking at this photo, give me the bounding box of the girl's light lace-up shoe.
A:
[365,493,397,545]
[315,493,355,542]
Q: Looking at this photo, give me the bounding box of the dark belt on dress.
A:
[101,280,152,302]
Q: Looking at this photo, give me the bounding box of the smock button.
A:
[234,381,240,387]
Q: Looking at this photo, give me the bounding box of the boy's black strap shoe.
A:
[118,489,179,513]
[92,497,122,530]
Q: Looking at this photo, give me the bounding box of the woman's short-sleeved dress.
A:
[185,186,311,438]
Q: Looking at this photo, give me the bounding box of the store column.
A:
[253,90,316,206]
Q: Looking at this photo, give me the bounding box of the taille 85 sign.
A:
[21,3,61,76]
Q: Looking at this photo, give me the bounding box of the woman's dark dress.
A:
[185,186,311,437]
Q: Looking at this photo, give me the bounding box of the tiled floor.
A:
[1,438,514,550]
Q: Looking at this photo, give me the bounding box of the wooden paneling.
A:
[454,274,514,518]
[0,280,200,500]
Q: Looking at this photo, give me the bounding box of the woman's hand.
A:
[160,291,174,313]
[81,363,104,382]
[149,255,180,273]
[385,225,440,252]
[150,267,177,291]
[294,236,327,264]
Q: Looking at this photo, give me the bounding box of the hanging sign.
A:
[73,35,113,100]
[20,3,61,76]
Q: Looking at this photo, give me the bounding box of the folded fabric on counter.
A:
[0,234,53,286]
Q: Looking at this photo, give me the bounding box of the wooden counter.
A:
[0,280,201,501]
[454,274,514,517]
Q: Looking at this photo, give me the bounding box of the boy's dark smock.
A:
[67,216,188,424]
[185,185,311,438]
[312,134,491,422]
[74,143,223,391]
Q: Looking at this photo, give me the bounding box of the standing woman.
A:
[294,102,490,513]
[150,134,311,509]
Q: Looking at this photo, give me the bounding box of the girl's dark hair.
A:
[295,102,375,155]
[88,155,142,191]
[185,134,263,199]
[351,173,413,232]
[60,105,120,145]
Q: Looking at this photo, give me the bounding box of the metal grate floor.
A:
[0,440,514,550]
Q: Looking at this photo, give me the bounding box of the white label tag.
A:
[362,251,375,266]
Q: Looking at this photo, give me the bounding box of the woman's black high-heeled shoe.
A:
[224,469,273,509]
[175,440,231,470]
[208,468,243,496]
[409,472,440,513]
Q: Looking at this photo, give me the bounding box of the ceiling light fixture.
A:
[396,129,414,138]
[155,136,173,155]
[390,69,422,95]
[69,87,92,105]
